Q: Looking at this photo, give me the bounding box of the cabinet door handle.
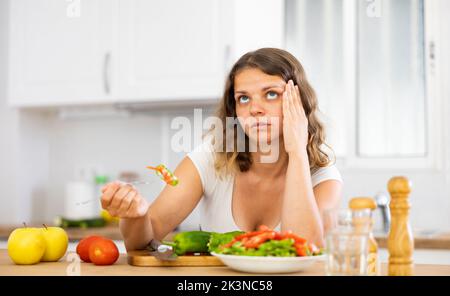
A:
[224,45,232,72]
[103,52,111,94]
[428,41,436,77]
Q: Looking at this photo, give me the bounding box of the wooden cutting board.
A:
[127,250,225,267]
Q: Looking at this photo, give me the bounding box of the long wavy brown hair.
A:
[210,48,334,176]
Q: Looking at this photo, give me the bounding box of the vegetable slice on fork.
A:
[147,164,179,186]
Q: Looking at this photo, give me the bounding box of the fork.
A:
[75,180,154,205]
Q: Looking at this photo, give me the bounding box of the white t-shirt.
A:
[187,141,343,233]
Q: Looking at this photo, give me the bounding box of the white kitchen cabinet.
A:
[115,0,284,104]
[8,0,284,107]
[115,0,233,103]
[8,0,114,107]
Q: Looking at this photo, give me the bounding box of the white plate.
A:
[211,252,326,274]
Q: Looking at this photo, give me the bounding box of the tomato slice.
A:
[294,243,308,257]
[281,231,307,244]
[243,232,276,248]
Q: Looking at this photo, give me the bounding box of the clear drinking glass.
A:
[323,208,370,276]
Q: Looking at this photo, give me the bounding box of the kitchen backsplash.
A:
[0,101,450,231]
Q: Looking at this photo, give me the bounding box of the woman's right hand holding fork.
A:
[101,181,150,219]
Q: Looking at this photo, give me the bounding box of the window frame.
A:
[336,0,446,172]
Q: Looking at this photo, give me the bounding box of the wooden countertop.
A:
[374,233,450,250]
[0,249,450,276]
[1,225,450,249]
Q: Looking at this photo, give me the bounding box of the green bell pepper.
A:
[169,231,212,255]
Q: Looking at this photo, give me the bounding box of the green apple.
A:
[8,227,46,265]
[40,226,68,262]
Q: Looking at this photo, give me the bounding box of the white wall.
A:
[339,168,450,232]
[44,107,214,230]
[0,0,449,233]
[0,0,50,225]
[441,0,450,185]
[0,0,17,225]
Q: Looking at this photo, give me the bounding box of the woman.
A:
[101,48,343,251]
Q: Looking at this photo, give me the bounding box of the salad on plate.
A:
[210,225,323,257]
[209,225,325,273]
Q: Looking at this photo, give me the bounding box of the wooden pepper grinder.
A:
[349,197,379,276]
[387,176,414,276]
